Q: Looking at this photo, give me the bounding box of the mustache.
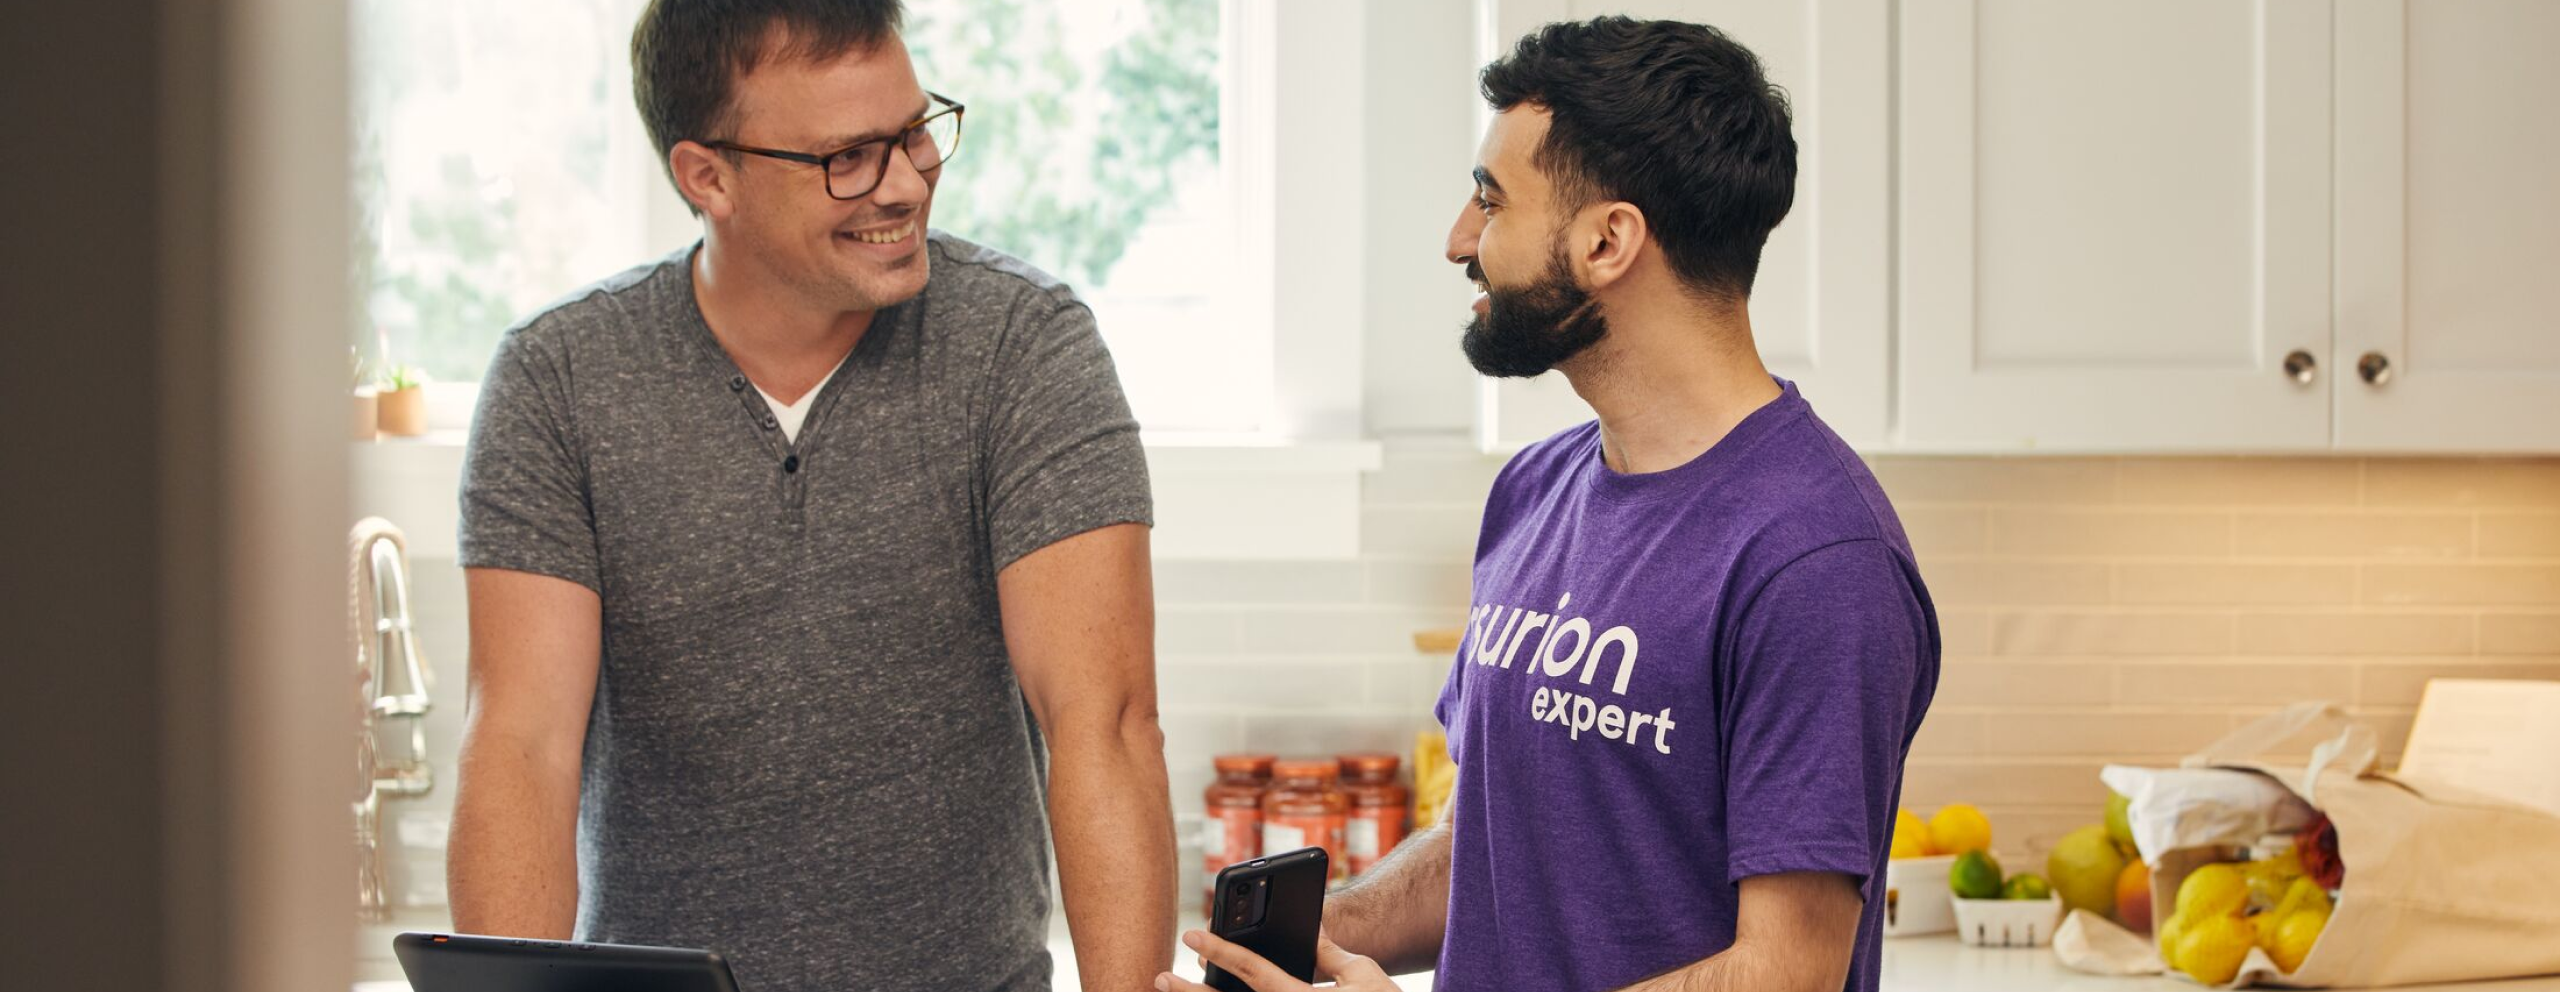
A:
[1465,260,1485,284]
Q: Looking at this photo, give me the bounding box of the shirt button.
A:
[730,375,747,392]
[783,455,801,473]
[762,415,778,430]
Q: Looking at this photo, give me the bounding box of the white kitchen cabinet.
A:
[1896,0,2337,452]
[1467,0,2559,455]
[2333,0,2560,452]
[1474,0,1892,452]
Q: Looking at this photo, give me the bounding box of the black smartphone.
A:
[1203,846,1328,992]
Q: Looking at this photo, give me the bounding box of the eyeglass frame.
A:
[699,91,966,201]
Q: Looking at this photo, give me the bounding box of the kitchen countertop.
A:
[1878,935,2560,992]
[356,916,2560,992]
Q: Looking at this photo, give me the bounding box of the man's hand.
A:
[1158,930,1401,992]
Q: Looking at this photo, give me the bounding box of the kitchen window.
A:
[349,0,1383,561]
[350,0,1312,437]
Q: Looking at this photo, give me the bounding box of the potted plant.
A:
[350,347,379,442]
[375,362,429,437]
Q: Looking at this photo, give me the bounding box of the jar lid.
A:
[1272,759,1340,781]
[1213,753,1278,774]
[1337,753,1401,775]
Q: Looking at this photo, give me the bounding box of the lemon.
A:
[2244,849,2305,908]
[2266,907,2328,973]
[2155,913,2190,972]
[1929,803,1994,856]
[1949,849,2005,899]
[1890,808,1934,860]
[2175,862,2250,921]
[2175,913,2258,986]
[2002,872,2052,900]
[2271,875,2331,921]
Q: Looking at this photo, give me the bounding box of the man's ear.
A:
[1579,200,1649,292]
[669,140,737,221]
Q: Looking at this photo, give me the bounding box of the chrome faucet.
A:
[351,518,433,921]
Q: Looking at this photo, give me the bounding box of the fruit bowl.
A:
[1951,894,2066,948]
[1881,855,1957,937]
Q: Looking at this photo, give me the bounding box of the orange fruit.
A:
[2115,862,2153,934]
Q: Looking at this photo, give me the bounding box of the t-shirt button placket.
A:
[729,375,748,392]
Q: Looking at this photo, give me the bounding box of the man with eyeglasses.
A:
[447,2,1173,990]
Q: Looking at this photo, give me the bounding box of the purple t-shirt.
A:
[1432,380,1939,992]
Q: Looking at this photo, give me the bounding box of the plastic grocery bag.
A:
[2101,764,2319,864]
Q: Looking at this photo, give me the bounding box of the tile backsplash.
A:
[1159,445,2560,870]
[383,442,2560,903]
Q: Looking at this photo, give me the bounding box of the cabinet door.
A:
[1475,0,1891,451]
[2335,0,2560,452]
[1898,0,2334,451]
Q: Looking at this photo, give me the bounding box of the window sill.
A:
[351,432,1383,561]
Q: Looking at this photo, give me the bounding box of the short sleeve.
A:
[1434,631,1467,764]
[1721,539,1930,885]
[983,300,1153,572]
[457,330,601,591]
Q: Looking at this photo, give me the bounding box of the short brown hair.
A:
[631,0,906,200]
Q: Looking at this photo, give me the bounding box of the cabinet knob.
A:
[2282,349,2318,385]
[2358,352,2394,387]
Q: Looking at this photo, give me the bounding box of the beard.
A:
[1459,244,1608,378]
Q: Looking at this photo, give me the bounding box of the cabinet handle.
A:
[2282,349,2318,385]
[2358,352,2394,387]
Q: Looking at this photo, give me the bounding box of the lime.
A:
[1949,849,2005,899]
[2002,872,2052,900]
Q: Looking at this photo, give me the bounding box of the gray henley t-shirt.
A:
[458,232,1153,992]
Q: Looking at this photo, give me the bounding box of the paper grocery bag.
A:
[2159,702,2560,988]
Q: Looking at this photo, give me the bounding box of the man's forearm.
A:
[446,725,582,939]
[1049,717,1176,992]
[1610,946,1786,992]
[1321,822,1452,975]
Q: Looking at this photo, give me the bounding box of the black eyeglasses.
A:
[703,91,965,201]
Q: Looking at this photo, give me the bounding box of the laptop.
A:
[394,932,742,992]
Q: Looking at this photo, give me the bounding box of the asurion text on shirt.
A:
[1462,591,1678,754]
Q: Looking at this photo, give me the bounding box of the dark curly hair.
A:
[631,0,906,208]
[1480,17,1797,301]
